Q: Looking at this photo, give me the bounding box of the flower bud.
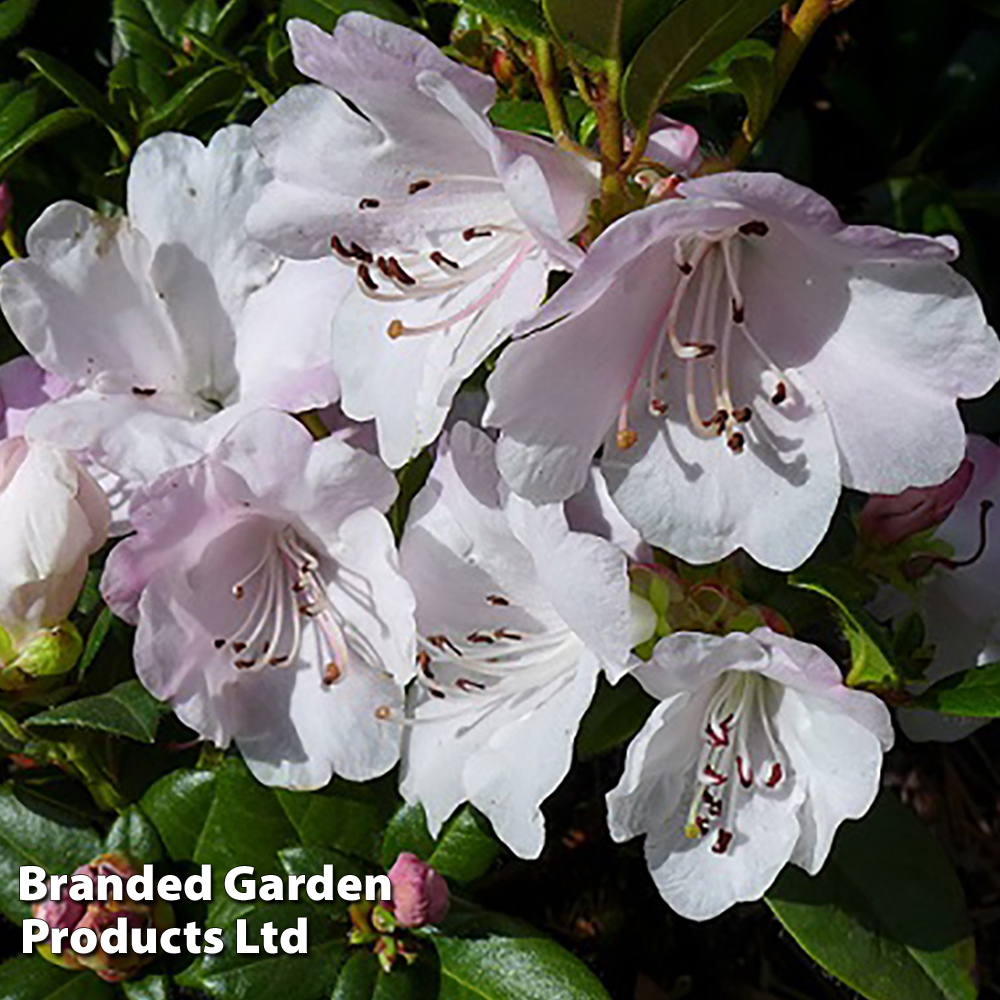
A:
[0,622,83,690]
[32,854,173,983]
[0,438,109,660]
[387,852,449,928]
[860,459,974,548]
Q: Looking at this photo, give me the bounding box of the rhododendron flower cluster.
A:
[1,7,998,991]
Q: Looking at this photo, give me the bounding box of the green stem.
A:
[531,38,575,153]
[728,0,860,167]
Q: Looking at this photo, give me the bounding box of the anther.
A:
[359,198,380,210]
[731,301,745,324]
[322,662,342,685]
[386,257,417,286]
[430,250,460,270]
[428,634,462,656]
[486,595,509,606]
[376,256,391,276]
[232,641,247,653]
[678,261,693,275]
[350,242,373,263]
[131,386,156,397]
[766,763,783,788]
[617,428,638,449]
[430,689,446,699]
[738,220,769,237]
[771,381,787,405]
[408,179,432,195]
[269,655,289,666]
[374,706,392,720]
[387,320,404,339]
[330,235,353,259]
[649,399,668,416]
[467,632,494,644]
[456,678,486,692]
[463,227,492,241]
[214,639,226,649]
[711,829,734,854]
[727,432,745,454]
[494,628,522,641]
[733,407,752,423]
[736,756,753,788]
[234,658,256,669]
[357,264,378,291]
[232,584,244,600]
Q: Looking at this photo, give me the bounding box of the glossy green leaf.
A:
[140,767,218,861]
[912,662,1000,715]
[729,53,775,133]
[0,107,89,177]
[177,902,345,1000]
[426,906,612,1000]
[140,65,244,137]
[122,975,173,1000]
[106,805,164,865]
[276,774,398,861]
[78,606,114,678]
[767,792,977,1000]
[0,956,116,1000]
[452,0,546,38]
[27,680,170,744]
[332,952,380,1000]
[379,803,437,869]
[0,83,44,150]
[624,0,783,125]
[278,0,412,31]
[19,49,131,149]
[0,783,103,922]
[543,0,623,62]
[278,844,352,917]
[0,0,39,40]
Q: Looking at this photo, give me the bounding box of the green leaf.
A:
[278,844,351,917]
[0,0,39,40]
[333,952,439,1000]
[276,774,398,861]
[19,49,131,151]
[543,0,624,63]
[278,0,412,31]
[427,906,612,1000]
[177,902,345,1000]
[575,674,655,759]
[729,53,775,134]
[106,805,164,864]
[78,606,114,678]
[0,107,90,178]
[912,662,1000,715]
[26,680,170,743]
[0,956,116,1000]
[140,65,244,137]
[140,768,218,861]
[113,0,188,60]
[379,803,437,869]
[0,783,102,922]
[0,82,44,150]
[623,0,783,126]
[790,565,900,691]
[767,792,977,1000]
[122,975,173,1000]
[332,952,379,1000]
[450,0,546,39]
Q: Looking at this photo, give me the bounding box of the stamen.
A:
[430,251,460,270]
[486,595,509,606]
[359,198,380,210]
[350,242,373,263]
[323,662,342,685]
[386,257,417,287]
[357,264,378,291]
[463,227,492,240]
[738,220,769,237]
[408,179,432,194]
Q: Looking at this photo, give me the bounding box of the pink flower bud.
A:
[860,459,975,547]
[387,852,449,928]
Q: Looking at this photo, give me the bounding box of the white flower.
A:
[607,628,894,920]
[486,171,1000,571]
[0,125,348,524]
[398,423,641,858]
[247,13,598,468]
[0,436,109,644]
[100,408,415,789]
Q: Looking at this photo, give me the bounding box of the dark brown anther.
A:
[703,410,727,433]
[486,594,509,606]
[430,688,446,699]
[771,381,787,405]
[694,344,717,358]
[214,638,226,649]
[323,662,342,685]
[727,432,745,454]
[467,631,495,644]
[417,650,434,679]
[350,242,373,263]
[357,263,378,291]
[359,198,380,210]
[494,628,522,641]
[377,256,391,276]
[132,386,156,397]
[649,399,668,416]
[330,235,353,259]
[428,634,463,656]
[678,261,693,275]
[386,257,417,286]
[711,829,734,854]
[408,179,432,195]
[731,300,745,324]
[292,581,305,593]
[456,678,487,692]
[430,250,460,270]
[733,406,752,423]
[463,227,492,241]
[234,658,256,669]
[739,220,769,237]
[233,584,244,600]
[232,641,247,653]
[269,655,290,666]
[766,763,783,788]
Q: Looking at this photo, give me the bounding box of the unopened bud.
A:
[0,622,82,689]
[387,852,449,928]
[860,459,974,548]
